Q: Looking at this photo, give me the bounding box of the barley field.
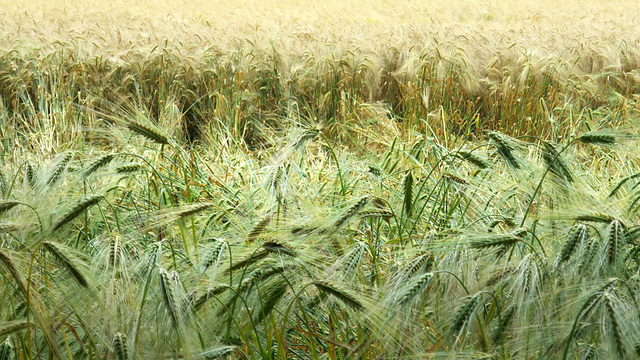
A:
[1,1,640,359]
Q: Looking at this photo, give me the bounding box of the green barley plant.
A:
[2,3,640,358]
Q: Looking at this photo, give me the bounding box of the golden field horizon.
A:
[1,0,638,62]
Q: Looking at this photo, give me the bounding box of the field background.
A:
[1,1,640,360]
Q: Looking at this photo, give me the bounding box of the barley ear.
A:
[542,142,573,183]
[115,163,141,173]
[608,173,640,197]
[403,171,414,217]
[488,131,521,169]
[396,272,433,306]
[558,224,588,265]
[335,195,371,228]
[112,333,129,360]
[255,279,287,323]
[44,152,73,187]
[159,268,180,327]
[83,153,116,177]
[201,346,235,359]
[0,321,28,338]
[126,120,170,144]
[201,238,226,272]
[225,249,269,274]
[24,162,36,188]
[577,133,616,146]
[450,293,481,335]
[455,150,490,169]
[312,281,364,310]
[42,241,89,287]
[0,201,20,216]
[51,195,103,232]
[247,215,271,242]
[604,294,627,359]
